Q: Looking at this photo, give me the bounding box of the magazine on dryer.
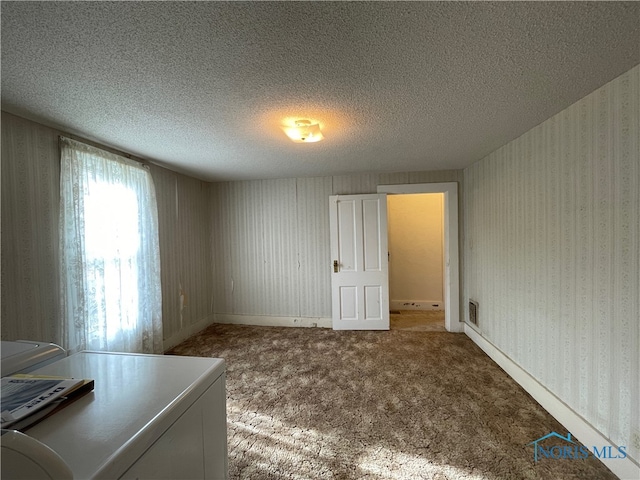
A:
[1,376,93,429]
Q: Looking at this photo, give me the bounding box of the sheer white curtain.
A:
[59,137,163,354]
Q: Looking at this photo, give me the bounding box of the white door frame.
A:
[377,182,462,332]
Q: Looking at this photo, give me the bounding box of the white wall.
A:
[463,64,639,467]
[387,194,444,309]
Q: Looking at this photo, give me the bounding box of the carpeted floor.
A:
[391,310,446,332]
[167,324,617,480]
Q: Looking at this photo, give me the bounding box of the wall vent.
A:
[469,300,479,325]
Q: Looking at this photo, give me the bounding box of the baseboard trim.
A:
[390,300,444,311]
[214,314,332,329]
[464,324,639,480]
[163,314,217,352]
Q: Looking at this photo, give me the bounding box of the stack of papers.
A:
[1,376,94,430]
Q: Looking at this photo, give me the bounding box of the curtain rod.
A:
[58,134,150,168]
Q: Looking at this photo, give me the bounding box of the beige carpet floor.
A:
[167,324,616,480]
[391,310,446,332]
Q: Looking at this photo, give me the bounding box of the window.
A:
[59,137,162,354]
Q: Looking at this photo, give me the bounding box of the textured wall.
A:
[1,113,61,342]
[211,179,301,317]
[463,65,639,461]
[210,170,461,319]
[151,165,213,344]
[0,112,213,348]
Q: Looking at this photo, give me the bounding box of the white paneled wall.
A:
[151,166,214,348]
[210,170,462,321]
[212,179,300,316]
[261,179,300,315]
[296,177,333,317]
[1,114,61,342]
[464,65,639,463]
[332,173,382,195]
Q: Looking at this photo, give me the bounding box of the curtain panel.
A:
[59,137,163,354]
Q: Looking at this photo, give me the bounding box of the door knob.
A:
[333,260,339,273]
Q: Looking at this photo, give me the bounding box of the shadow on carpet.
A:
[167,324,617,480]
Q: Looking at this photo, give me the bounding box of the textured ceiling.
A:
[2,2,639,182]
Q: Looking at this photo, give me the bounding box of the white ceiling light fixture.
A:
[282,120,324,143]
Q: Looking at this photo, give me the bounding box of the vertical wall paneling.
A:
[135,164,214,348]
[261,178,300,316]
[230,181,264,314]
[462,65,639,463]
[296,177,333,318]
[408,169,463,185]
[210,179,300,316]
[378,172,409,186]
[176,176,213,331]
[332,173,380,195]
[211,170,462,323]
[210,182,233,313]
[1,113,61,343]
[150,166,180,339]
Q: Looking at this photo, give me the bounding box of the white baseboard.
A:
[214,314,332,329]
[390,300,444,311]
[163,314,217,352]
[464,323,640,480]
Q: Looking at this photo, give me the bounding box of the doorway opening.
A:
[378,183,461,332]
[387,193,446,332]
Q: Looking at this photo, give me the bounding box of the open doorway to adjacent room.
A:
[378,181,461,333]
[387,193,446,332]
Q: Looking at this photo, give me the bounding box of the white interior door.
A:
[330,194,389,330]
